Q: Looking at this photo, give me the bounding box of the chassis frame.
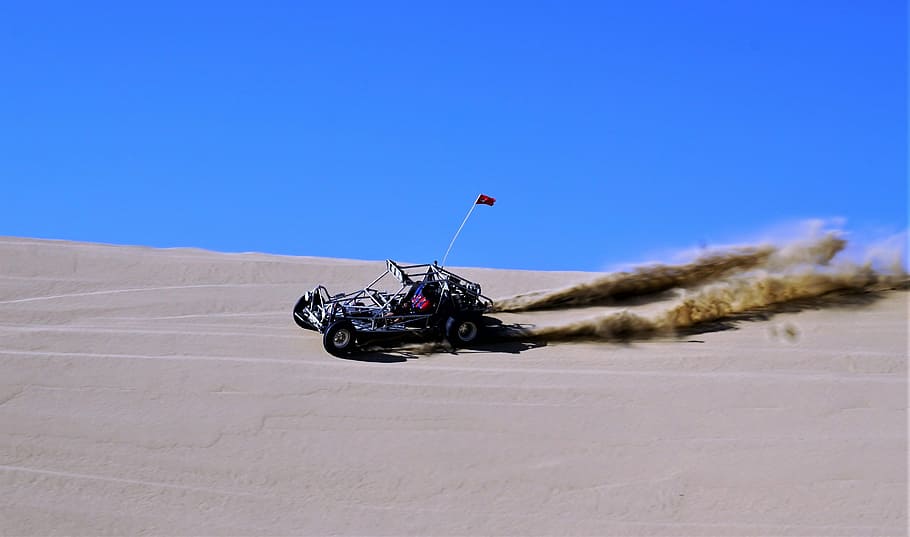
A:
[293,260,493,355]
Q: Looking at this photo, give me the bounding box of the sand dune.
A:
[1,237,906,535]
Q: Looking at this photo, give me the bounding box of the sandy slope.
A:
[0,237,906,536]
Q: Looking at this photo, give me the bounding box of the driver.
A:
[411,282,437,312]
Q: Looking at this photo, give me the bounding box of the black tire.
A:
[446,315,483,348]
[323,320,358,357]
[293,294,317,330]
[293,310,317,330]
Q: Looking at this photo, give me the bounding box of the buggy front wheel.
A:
[323,320,358,357]
[446,316,482,348]
[293,294,317,330]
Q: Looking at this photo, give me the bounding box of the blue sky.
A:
[1,1,905,270]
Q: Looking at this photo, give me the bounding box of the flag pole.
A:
[441,195,480,268]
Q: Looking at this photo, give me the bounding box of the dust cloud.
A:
[495,233,906,344]
[494,234,846,313]
[525,267,903,343]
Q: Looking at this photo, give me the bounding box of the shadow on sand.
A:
[339,337,548,363]
[335,316,547,363]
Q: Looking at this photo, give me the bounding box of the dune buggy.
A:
[293,260,493,357]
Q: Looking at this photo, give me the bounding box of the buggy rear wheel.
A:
[446,316,482,348]
[323,320,358,357]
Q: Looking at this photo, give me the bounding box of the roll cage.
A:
[293,260,493,336]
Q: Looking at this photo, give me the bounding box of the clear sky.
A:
[2,1,906,270]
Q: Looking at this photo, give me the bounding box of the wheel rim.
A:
[457,321,478,342]
[333,328,352,348]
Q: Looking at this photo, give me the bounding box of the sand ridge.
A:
[0,236,906,535]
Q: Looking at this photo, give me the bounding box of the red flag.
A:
[476,194,496,206]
